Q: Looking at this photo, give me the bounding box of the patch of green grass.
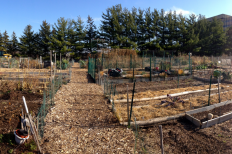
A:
[218,134,222,137]
[223,140,226,143]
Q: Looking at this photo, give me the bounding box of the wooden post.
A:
[127,85,129,126]
[159,125,164,154]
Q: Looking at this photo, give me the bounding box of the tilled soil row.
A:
[41,64,136,154]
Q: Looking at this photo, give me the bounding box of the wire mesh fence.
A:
[36,66,72,141]
[98,54,232,152]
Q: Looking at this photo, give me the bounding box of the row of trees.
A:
[0,4,231,59]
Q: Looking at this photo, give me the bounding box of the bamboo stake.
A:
[159,125,164,154]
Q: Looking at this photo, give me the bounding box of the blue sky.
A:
[1,0,232,40]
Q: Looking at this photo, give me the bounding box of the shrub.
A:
[213,70,221,79]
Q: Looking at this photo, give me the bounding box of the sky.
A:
[1,0,232,40]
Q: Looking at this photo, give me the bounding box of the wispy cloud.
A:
[166,6,195,16]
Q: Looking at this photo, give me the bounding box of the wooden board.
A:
[186,100,232,115]
[185,114,201,127]
[201,112,232,128]
[120,113,185,126]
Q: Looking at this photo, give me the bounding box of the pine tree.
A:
[8,31,19,55]
[101,8,115,45]
[0,32,5,51]
[207,17,226,56]
[85,15,97,53]
[19,25,39,57]
[225,26,232,54]
[71,16,86,58]
[48,17,72,57]
[2,30,10,53]
[39,20,51,57]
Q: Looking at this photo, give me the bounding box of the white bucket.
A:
[14,130,29,145]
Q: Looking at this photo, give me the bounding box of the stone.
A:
[208,113,213,120]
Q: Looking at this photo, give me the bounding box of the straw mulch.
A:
[114,84,231,100]
[116,90,232,122]
[40,63,136,154]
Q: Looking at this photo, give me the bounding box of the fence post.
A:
[208,75,212,106]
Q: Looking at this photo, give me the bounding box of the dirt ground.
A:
[0,91,43,154]
[134,118,232,153]
[115,78,213,94]
[193,103,232,122]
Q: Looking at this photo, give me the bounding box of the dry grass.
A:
[116,90,232,122]
[114,84,231,100]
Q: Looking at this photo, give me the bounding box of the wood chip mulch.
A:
[41,63,136,153]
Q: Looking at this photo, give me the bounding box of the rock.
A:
[208,113,213,120]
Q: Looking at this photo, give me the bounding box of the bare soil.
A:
[134,118,232,153]
[0,91,42,154]
[192,103,232,122]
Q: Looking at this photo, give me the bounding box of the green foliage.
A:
[25,140,37,151]
[19,25,40,58]
[196,65,208,70]
[8,149,13,154]
[213,70,221,78]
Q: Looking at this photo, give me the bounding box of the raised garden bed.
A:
[109,84,232,124]
[186,100,232,128]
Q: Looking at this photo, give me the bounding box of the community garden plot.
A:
[109,83,232,124]
[114,78,214,94]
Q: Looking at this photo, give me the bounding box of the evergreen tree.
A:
[207,17,226,56]
[0,32,5,51]
[39,20,51,57]
[225,26,232,55]
[101,8,115,45]
[71,16,86,58]
[48,17,72,56]
[2,30,10,53]
[19,25,39,57]
[85,15,97,53]
[8,32,19,55]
